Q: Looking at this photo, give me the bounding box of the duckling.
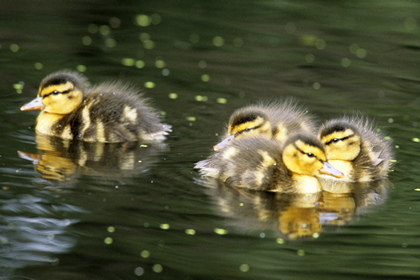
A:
[213,100,316,151]
[196,133,343,193]
[318,117,393,182]
[21,70,171,143]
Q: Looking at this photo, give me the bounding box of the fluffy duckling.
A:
[196,134,343,193]
[318,117,393,182]
[213,100,316,151]
[21,70,171,143]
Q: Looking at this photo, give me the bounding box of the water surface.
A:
[1,0,420,279]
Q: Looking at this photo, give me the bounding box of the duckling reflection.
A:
[18,134,167,181]
[200,179,389,240]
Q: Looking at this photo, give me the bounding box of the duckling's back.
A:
[196,137,292,192]
[55,82,171,143]
[263,101,316,140]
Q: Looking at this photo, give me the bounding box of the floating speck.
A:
[300,35,318,46]
[198,60,207,69]
[312,232,320,238]
[313,82,321,89]
[305,53,315,63]
[185,229,196,235]
[99,25,110,35]
[104,237,113,245]
[143,39,155,49]
[214,228,228,235]
[34,62,43,70]
[201,74,210,82]
[341,58,351,67]
[107,226,115,233]
[144,81,155,88]
[239,264,250,272]
[212,36,224,47]
[136,14,151,27]
[168,93,178,99]
[122,58,135,66]
[160,223,170,230]
[216,98,227,104]
[82,36,92,46]
[105,38,117,48]
[297,249,305,256]
[13,83,23,90]
[356,48,367,58]
[195,95,208,102]
[76,65,87,72]
[140,250,150,258]
[152,264,163,273]
[276,238,285,244]
[186,116,196,122]
[162,69,170,76]
[109,17,121,28]
[135,60,145,68]
[10,44,19,52]
[412,138,420,143]
[140,144,148,148]
[155,59,166,68]
[134,267,144,276]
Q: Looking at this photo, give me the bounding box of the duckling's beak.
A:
[213,135,235,151]
[21,96,45,111]
[319,162,343,178]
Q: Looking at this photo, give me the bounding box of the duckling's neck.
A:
[290,174,322,193]
[36,111,72,139]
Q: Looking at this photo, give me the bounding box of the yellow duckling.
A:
[213,100,316,151]
[21,70,171,143]
[196,134,343,193]
[318,117,393,182]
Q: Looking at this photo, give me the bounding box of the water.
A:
[1,0,420,279]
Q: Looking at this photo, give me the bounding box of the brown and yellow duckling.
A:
[21,70,171,143]
[213,100,316,151]
[196,133,343,193]
[318,117,393,182]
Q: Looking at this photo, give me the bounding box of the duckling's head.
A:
[214,109,272,151]
[282,134,343,178]
[318,121,361,161]
[21,71,87,115]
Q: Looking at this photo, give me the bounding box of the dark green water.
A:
[1,0,420,279]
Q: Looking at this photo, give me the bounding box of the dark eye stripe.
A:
[325,134,354,146]
[293,143,323,163]
[234,123,263,137]
[43,88,74,98]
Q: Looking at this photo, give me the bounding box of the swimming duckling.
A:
[21,70,171,143]
[196,134,343,193]
[213,100,316,151]
[318,117,393,182]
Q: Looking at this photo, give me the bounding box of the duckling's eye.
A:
[243,128,251,132]
[306,153,315,158]
[332,138,340,143]
[51,90,60,95]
